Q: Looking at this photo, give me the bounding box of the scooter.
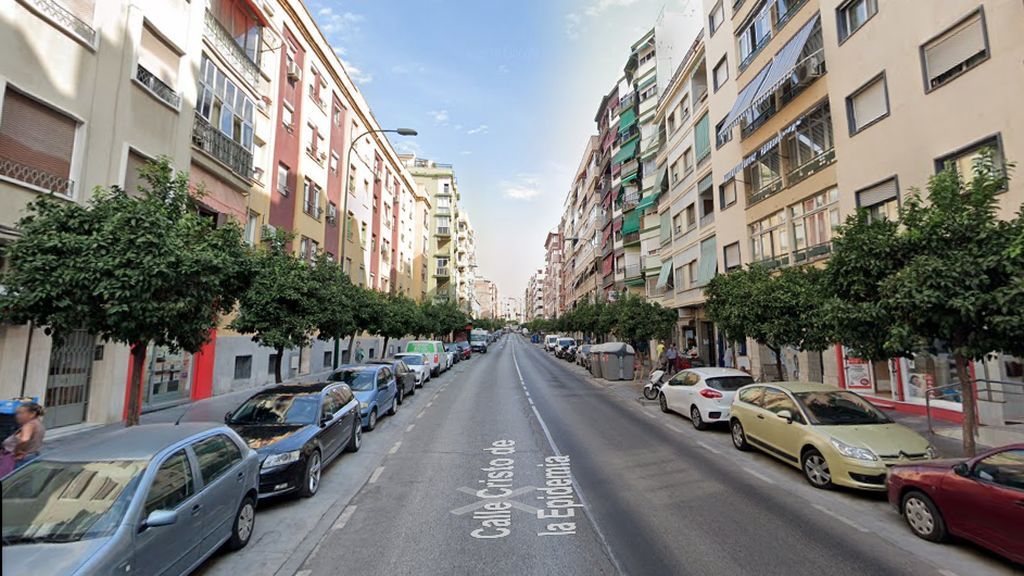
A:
[643,369,666,400]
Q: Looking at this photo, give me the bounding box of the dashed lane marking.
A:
[743,467,777,485]
[331,505,357,531]
[426,401,434,407]
[666,424,686,433]
[388,441,402,454]
[642,411,656,419]
[697,441,721,454]
[295,570,311,576]
[406,424,415,432]
[369,466,385,484]
[416,412,425,419]
[812,504,870,533]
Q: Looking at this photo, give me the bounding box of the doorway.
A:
[45,330,95,428]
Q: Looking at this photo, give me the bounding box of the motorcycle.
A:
[564,345,577,363]
[643,369,667,400]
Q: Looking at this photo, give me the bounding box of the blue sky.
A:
[309,0,691,300]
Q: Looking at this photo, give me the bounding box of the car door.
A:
[662,371,697,411]
[330,386,358,444]
[378,367,395,406]
[942,448,1024,554]
[134,449,203,576]
[190,434,247,556]
[395,362,411,393]
[755,389,805,464]
[319,388,344,459]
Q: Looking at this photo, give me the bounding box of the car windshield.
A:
[558,339,575,347]
[705,375,754,391]
[330,369,376,391]
[397,355,424,366]
[794,391,892,425]
[229,392,320,425]
[2,459,148,544]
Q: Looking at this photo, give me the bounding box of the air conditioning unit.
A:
[286,61,301,81]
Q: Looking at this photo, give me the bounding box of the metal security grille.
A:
[45,330,95,428]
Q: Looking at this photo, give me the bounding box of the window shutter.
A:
[925,13,985,79]
[856,178,898,207]
[139,24,180,87]
[124,150,149,197]
[694,114,711,161]
[0,89,77,186]
[851,77,887,129]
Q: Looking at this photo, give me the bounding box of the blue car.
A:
[329,364,399,431]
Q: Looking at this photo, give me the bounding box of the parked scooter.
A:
[643,369,666,400]
[564,345,577,363]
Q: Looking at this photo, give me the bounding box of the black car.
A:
[226,382,361,499]
[367,358,417,403]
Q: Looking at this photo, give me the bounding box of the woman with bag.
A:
[0,402,46,477]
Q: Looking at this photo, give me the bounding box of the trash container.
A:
[588,344,604,379]
[599,342,635,380]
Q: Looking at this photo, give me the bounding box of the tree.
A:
[310,253,357,369]
[231,229,322,383]
[435,300,470,339]
[414,300,439,338]
[609,293,677,379]
[1,158,250,424]
[826,151,1023,456]
[377,294,418,358]
[345,284,386,362]
[706,264,829,380]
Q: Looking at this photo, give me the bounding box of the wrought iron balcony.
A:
[203,10,261,88]
[191,112,253,180]
[22,0,95,45]
[135,64,180,108]
[0,155,74,197]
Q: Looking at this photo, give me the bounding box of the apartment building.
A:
[474,278,500,319]
[561,136,601,312]
[455,212,478,315]
[542,230,563,318]
[524,269,546,321]
[0,0,434,430]
[501,297,523,323]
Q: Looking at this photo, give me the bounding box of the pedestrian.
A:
[665,344,678,375]
[0,402,46,477]
[355,342,365,364]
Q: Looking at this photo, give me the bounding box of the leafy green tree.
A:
[413,300,439,338]
[610,293,677,378]
[1,158,250,424]
[309,253,356,369]
[345,284,386,362]
[435,300,470,340]
[377,294,418,358]
[826,151,1023,455]
[231,229,322,383]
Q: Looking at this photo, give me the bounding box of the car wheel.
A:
[226,495,256,550]
[659,393,670,413]
[691,406,708,431]
[388,395,398,416]
[366,408,378,431]
[801,448,833,490]
[346,418,362,452]
[410,381,418,394]
[299,450,322,498]
[902,491,947,542]
[731,420,750,451]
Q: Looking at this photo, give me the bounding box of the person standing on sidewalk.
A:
[665,344,678,375]
[0,402,46,476]
[355,342,366,364]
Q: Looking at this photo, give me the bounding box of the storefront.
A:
[142,343,193,411]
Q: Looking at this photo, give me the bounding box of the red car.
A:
[887,443,1024,565]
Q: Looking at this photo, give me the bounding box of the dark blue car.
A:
[329,364,399,431]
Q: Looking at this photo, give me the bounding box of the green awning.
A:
[636,190,660,211]
[695,113,711,162]
[697,236,718,285]
[622,210,641,235]
[655,261,673,289]
[621,171,639,185]
[637,74,657,91]
[618,108,638,132]
[611,138,639,164]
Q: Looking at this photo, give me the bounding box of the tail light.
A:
[434,354,439,364]
[699,388,723,399]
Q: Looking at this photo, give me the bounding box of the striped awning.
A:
[750,15,821,109]
[720,62,773,132]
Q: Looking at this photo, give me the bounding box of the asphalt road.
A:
[198,335,1018,576]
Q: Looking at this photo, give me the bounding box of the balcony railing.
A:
[0,155,74,197]
[204,10,260,88]
[435,267,450,277]
[135,64,180,108]
[747,177,784,206]
[192,113,253,180]
[623,231,641,245]
[793,242,832,264]
[436,226,451,236]
[786,148,835,186]
[23,0,95,44]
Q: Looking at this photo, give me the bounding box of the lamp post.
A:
[335,127,417,368]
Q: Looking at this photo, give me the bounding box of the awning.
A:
[612,138,639,164]
[637,74,657,91]
[721,62,773,132]
[621,210,641,234]
[655,261,673,289]
[636,190,660,211]
[619,108,638,132]
[620,171,639,185]
[750,15,821,109]
[697,236,717,285]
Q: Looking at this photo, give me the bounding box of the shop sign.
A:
[844,354,873,390]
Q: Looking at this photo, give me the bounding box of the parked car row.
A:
[1,349,459,576]
[653,367,1023,565]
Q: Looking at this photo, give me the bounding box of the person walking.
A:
[0,402,46,477]
[665,344,678,375]
[656,341,667,371]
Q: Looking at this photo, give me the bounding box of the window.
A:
[145,450,194,515]
[678,95,690,124]
[709,1,724,35]
[303,179,320,217]
[738,386,764,405]
[846,73,888,134]
[745,142,782,200]
[922,10,988,91]
[713,57,729,92]
[715,117,733,148]
[683,147,694,174]
[724,242,741,271]
[935,135,1005,189]
[695,114,711,162]
[330,152,339,174]
[137,23,181,104]
[672,213,683,235]
[761,388,802,421]
[837,0,877,42]
[750,210,788,263]
[234,355,253,380]
[299,237,309,260]
[720,178,738,209]
[327,202,338,225]
[686,260,698,287]
[685,204,696,230]
[856,177,899,222]
[791,188,839,257]
[192,435,242,485]
[209,0,263,64]
[281,103,294,129]
[667,112,676,134]
[197,56,254,151]
[268,354,279,376]
[738,1,773,66]
[124,149,149,198]
[972,449,1024,490]
[786,102,834,173]
[277,163,290,195]
[0,88,78,196]
[323,351,333,368]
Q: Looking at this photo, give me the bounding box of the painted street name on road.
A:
[536,455,579,537]
[452,439,526,540]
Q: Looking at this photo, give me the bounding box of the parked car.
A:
[576,344,592,369]
[470,329,489,353]
[659,368,754,430]
[406,340,446,376]
[329,364,399,431]
[455,341,472,360]
[443,347,455,369]
[887,444,1023,564]
[729,382,937,491]
[555,337,576,359]
[367,359,418,403]
[227,382,361,499]
[544,334,560,352]
[444,343,462,365]
[394,352,429,386]
[1,423,259,576]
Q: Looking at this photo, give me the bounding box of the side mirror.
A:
[776,409,794,424]
[224,411,233,424]
[141,509,177,532]
[953,462,969,477]
[321,412,334,426]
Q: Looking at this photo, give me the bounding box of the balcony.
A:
[434,267,450,278]
[699,212,715,228]
[786,147,835,186]
[747,177,784,206]
[191,113,253,180]
[435,205,451,215]
[204,10,260,88]
[622,231,641,246]
[620,190,640,210]
[23,0,96,45]
[793,242,832,264]
[135,64,180,108]
[436,227,451,237]
[303,202,322,220]
[0,155,74,197]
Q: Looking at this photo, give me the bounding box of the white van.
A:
[544,335,560,352]
[406,340,446,376]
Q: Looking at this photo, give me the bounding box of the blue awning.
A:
[721,62,773,132]
[750,15,821,109]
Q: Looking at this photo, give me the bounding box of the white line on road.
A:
[369,466,385,484]
[331,505,357,531]
[416,412,424,419]
[406,424,415,432]
[811,504,870,533]
[937,570,960,576]
[388,441,402,454]
[426,401,433,408]
[666,424,686,433]
[743,467,777,485]
[697,441,722,454]
[294,570,311,576]
[642,411,656,419]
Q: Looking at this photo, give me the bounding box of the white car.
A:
[405,340,446,376]
[394,353,430,386]
[544,335,560,352]
[658,367,754,430]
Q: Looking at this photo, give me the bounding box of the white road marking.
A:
[937,570,960,576]
[416,412,424,419]
[388,441,402,454]
[406,424,415,432]
[697,441,722,454]
[642,411,656,419]
[426,401,434,408]
[295,570,311,576]
[527,398,535,406]
[666,424,686,433]
[369,466,385,484]
[331,505,357,531]
[743,467,777,485]
[812,504,870,533]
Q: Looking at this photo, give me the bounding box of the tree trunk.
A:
[346,331,357,365]
[954,354,978,457]
[274,345,284,384]
[382,336,390,359]
[770,345,783,382]
[126,342,147,427]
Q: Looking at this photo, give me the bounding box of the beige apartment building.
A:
[561,136,601,311]
[473,278,499,319]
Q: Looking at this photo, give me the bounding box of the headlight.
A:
[359,402,369,410]
[262,450,300,468]
[830,438,878,461]
[926,445,939,459]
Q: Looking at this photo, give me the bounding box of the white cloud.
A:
[340,57,373,84]
[565,13,581,39]
[429,110,450,125]
[467,124,489,135]
[584,0,640,17]
[501,176,541,200]
[319,9,364,37]
[395,140,423,156]
[498,64,510,73]
[461,150,473,156]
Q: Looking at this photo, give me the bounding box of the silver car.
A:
[2,423,259,576]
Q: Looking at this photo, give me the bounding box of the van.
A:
[544,335,560,352]
[406,340,446,376]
